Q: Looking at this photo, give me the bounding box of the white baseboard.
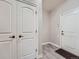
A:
[38,54,43,59]
[49,42,61,48]
[42,42,61,48]
[42,42,50,46]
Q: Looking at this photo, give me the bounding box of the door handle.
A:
[61,32,64,35]
[61,30,64,35]
[19,35,24,38]
[9,35,15,38]
[61,30,64,32]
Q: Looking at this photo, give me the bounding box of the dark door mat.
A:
[55,49,79,59]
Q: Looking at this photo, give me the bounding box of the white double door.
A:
[0,0,37,59]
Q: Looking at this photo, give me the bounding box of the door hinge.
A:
[35,49,37,52]
[35,30,37,33]
[35,11,37,14]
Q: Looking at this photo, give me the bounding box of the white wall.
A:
[38,10,51,56]
[50,10,60,46]
[50,0,79,47]
[38,0,52,56]
[42,10,51,43]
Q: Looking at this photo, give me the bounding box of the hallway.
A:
[39,0,79,59]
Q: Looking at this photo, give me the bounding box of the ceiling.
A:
[43,0,64,12]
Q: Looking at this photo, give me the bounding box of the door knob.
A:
[9,35,15,38]
[61,30,64,35]
[61,30,64,32]
[61,32,64,35]
[19,35,24,38]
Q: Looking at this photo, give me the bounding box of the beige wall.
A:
[50,0,79,47]
[38,10,51,55]
[42,10,51,43]
[50,10,60,46]
[38,0,52,55]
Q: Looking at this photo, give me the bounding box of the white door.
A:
[60,12,79,55]
[16,2,37,59]
[0,0,16,59]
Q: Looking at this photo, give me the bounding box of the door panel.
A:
[0,0,12,41]
[0,41,12,59]
[0,0,16,59]
[22,7,34,32]
[20,39,35,56]
[22,33,33,38]
[0,1,11,33]
[17,2,37,59]
[60,13,79,55]
[22,54,35,59]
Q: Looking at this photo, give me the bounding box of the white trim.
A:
[42,42,50,46]
[38,54,43,59]
[42,42,61,48]
[16,0,37,7]
[49,42,61,48]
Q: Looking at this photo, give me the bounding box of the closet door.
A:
[0,0,16,59]
[17,2,37,59]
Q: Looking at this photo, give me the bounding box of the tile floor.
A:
[41,44,65,59]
